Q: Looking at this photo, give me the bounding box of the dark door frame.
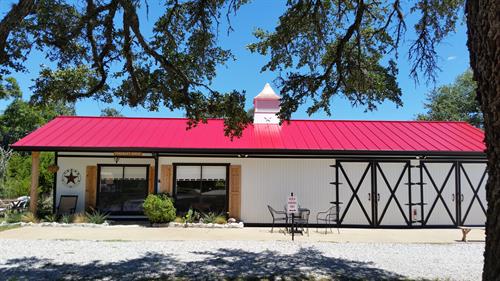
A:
[420,161,458,226]
[96,164,150,215]
[374,161,412,226]
[337,160,374,226]
[172,163,230,213]
[457,161,488,226]
[334,159,487,228]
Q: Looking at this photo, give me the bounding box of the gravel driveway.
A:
[0,239,483,280]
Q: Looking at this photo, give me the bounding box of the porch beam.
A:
[29,151,40,214]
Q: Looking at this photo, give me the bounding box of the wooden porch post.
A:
[29,151,40,214]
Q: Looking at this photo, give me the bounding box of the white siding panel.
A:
[159,157,335,223]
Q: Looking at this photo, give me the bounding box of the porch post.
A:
[29,151,40,214]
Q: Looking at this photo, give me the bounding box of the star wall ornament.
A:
[62,169,81,187]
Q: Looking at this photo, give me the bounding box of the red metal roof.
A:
[11,116,486,155]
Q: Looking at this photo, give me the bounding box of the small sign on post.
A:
[287,192,298,241]
[287,192,298,214]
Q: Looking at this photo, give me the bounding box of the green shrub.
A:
[60,214,72,224]
[184,208,199,223]
[4,211,22,223]
[21,212,38,223]
[214,216,227,224]
[43,214,58,222]
[173,216,185,223]
[86,209,108,224]
[36,196,53,218]
[143,194,176,224]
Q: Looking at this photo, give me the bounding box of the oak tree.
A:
[0,1,498,278]
[417,70,482,127]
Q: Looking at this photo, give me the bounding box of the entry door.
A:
[459,162,487,226]
[337,161,373,226]
[97,165,149,214]
[375,162,411,226]
[421,162,458,226]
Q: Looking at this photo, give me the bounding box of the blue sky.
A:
[0,1,470,120]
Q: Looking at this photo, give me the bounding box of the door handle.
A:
[368,193,371,201]
[461,194,464,202]
[452,193,455,202]
[377,193,380,201]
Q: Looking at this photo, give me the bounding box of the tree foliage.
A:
[248,0,463,120]
[2,151,54,198]
[0,77,21,100]
[417,70,482,127]
[0,76,75,199]
[0,0,251,137]
[0,0,464,135]
[0,98,75,148]
[100,107,123,117]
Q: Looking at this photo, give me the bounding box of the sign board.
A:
[113,152,143,157]
[287,193,298,214]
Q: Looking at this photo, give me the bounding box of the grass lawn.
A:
[0,224,20,232]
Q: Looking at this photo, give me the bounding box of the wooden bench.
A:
[459,226,485,242]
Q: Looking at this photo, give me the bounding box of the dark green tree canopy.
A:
[0,0,463,136]
[0,93,75,148]
[0,77,21,100]
[417,70,482,127]
[100,107,123,117]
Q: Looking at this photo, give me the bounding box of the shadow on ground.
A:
[0,247,406,280]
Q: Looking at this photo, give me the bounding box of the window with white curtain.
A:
[175,164,227,214]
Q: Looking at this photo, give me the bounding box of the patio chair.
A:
[56,195,78,215]
[10,196,30,213]
[295,208,310,236]
[316,206,340,234]
[267,205,288,233]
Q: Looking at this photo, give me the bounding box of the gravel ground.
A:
[0,239,483,280]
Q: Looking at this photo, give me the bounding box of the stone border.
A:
[0,222,120,228]
[0,221,244,228]
[152,222,244,228]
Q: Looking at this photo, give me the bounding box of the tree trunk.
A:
[465,0,500,280]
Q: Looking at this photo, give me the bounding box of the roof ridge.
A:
[56,115,474,124]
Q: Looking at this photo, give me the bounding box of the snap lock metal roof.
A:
[11,116,485,155]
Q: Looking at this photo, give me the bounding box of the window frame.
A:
[96,164,150,215]
[173,163,230,214]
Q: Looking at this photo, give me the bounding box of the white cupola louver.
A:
[253,83,280,124]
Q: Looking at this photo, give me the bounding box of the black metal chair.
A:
[9,196,30,213]
[57,195,78,215]
[316,206,340,234]
[267,205,288,233]
[295,208,310,236]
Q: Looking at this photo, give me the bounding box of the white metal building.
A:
[12,84,487,227]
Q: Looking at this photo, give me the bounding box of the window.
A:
[175,164,227,213]
[97,165,149,214]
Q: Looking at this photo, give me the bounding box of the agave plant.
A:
[201,212,226,224]
[43,214,59,223]
[60,214,72,224]
[85,209,109,224]
[20,212,38,223]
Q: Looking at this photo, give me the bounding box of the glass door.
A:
[97,165,149,214]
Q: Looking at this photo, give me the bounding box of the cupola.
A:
[253,83,280,124]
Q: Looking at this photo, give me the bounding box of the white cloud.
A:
[447,56,457,61]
